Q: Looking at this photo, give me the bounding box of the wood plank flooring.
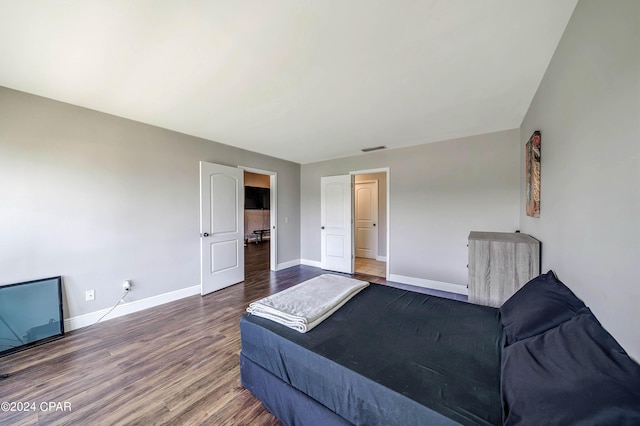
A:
[0,243,454,425]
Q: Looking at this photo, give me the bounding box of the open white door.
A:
[200,161,244,295]
[321,175,353,273]
[355,180,378,259]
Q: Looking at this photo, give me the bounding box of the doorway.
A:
[240,167,277,272]
[353,172,387,278]
[320,168,389,278]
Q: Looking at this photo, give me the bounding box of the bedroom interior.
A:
[1,0,639,424]
[244,171,271,245]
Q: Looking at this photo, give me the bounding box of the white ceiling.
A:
[0,1,577,164]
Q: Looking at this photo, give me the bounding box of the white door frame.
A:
[238,166,277,272]
[350,168,390,279]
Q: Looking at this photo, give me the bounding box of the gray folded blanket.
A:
[247,274,369,332]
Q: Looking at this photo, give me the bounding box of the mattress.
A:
[240,284,504,425]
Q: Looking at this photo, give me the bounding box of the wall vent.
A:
[361,145,387,153]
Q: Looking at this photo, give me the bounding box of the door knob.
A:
[321,226,325,230]
[373,223,376,226]
[202,232,210,237]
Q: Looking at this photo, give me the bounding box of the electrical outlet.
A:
[86,290,95,301]
[123,280,132,291]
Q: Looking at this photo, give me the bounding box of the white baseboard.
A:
[389,274,468,295]
[276,259,300,270]
[376,256,387,262]
[300,259,322,268]
[65,285,201,331]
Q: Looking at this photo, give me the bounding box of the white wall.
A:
[301,129,520,291]
[0,87,300,319]
[519,0,639,359]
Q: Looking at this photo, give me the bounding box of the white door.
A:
[355,180,378,259]
[200,161,244,295]
[321,175,353,273]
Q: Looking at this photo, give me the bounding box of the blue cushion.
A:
[501,308,640,425]
[500,271,585,345]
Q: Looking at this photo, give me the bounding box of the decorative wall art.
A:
[526,130,541,217]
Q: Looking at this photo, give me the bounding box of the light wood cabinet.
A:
[468,231,540,307]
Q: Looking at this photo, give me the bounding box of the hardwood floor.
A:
[0,243,459,425]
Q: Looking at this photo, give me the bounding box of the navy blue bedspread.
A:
[240,284,504,425]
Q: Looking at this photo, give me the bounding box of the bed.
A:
[240,272,640,425]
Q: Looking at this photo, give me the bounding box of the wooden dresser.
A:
[468,231,540,307]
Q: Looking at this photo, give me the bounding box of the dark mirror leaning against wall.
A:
[0,276,64,358]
